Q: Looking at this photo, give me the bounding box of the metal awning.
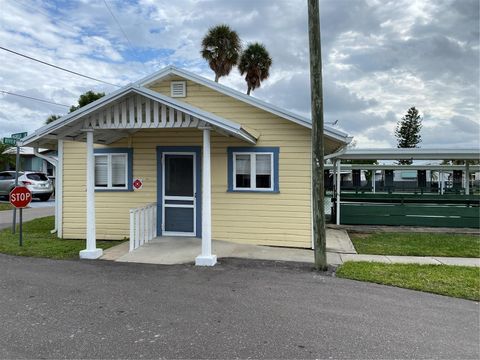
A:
[329,148,480,161]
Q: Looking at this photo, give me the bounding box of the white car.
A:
[0,171,53,202]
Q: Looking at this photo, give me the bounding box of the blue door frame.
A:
[156,146,202,237]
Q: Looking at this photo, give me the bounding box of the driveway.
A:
[0,255,478,359]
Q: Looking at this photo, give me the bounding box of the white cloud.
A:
[0,0,477,150]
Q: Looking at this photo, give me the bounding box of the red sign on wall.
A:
[133,178,143,190]
[9,186,32,208]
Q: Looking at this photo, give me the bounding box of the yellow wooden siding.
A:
[62,76,320,247]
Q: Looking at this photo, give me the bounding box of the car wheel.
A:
[39,194,51,201]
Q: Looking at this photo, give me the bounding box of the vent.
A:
[170,81,186,97]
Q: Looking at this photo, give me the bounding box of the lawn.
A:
[336,261,480,301]
[350,232,480,258]
[0,216,123,259]
[0,203,13,211]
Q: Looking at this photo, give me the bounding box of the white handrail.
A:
[129,203,157,251]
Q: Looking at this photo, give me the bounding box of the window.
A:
[227,147,279,192]
[94,148,133,191]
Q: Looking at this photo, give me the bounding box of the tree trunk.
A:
[308,0,327,271]
[214,74,219,82]
[247,86,251,95]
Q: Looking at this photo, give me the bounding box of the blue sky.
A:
[0,0,478,148]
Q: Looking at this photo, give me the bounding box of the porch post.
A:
[372,169,376,193]
[195,127,217,266]
[56,139,64,237]
[440,170,444,195]
[336,159,341,225]
[465,162,470,195]
[79,130,103,259]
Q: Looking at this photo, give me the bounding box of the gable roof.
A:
[135,65,352,144]
[20,65,352,148]
[19,84,257,148]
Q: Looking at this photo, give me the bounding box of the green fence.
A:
[337,193,480,228]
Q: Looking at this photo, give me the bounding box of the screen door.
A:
[162,153,196,236]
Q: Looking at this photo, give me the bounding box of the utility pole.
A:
[308,0,327,270]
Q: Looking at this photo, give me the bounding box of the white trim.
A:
[57,139,63,238]
[333,148,480,160]
[196,128,216,266]
[170,81,186,97]
[135,66,351,144]
[232,152,274,191]
[19,85,257,147]
[80,130,102,259]
[336,160,341,225]
[161,152,196,237]
[94,153,128,190]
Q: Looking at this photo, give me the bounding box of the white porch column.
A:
[440,170,444,195]
[465,162,470,195]
[372,170,376,193]
[336,160,341,225]
[195,127,217,266]
[79,130,103,259]
[56,139,64,238]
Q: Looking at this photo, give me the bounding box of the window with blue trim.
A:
[94,148,133,191]
[227,147,279,192]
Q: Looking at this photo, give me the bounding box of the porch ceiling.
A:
[19,86,258,149]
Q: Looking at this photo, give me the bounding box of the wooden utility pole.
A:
[308,0,327,270]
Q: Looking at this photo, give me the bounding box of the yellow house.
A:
[19,66,351,266]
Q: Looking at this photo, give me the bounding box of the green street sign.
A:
[11,132,27,139]
[3,137,17,146]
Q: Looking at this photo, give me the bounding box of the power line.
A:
[103,0,134,52]
[0,90,70,108]
[0,46,121,88]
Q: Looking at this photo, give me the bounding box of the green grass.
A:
[0,216,123,259]
[0,203,13,211]
[336,261,480,301]
[350,232,480,258]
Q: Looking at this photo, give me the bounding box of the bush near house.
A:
[0,216,123,259]
[350,232,480,258]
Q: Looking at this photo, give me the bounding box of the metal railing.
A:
[129,203,157,251]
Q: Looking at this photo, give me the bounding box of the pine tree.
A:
[395,106,422,165]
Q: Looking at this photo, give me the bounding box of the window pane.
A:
[111,155,127,187]
[95,156,108,187]
[256,154,271,175]
[235,154,250,174]
[256,154,272,189]
[235,154,251,188]
[256,175,271,188]
[236,174,251,188]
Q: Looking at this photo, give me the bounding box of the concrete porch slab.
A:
[101,228,356,265]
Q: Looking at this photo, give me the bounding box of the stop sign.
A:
[9,186,32,208]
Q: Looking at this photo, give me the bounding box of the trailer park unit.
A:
[19,66,351,264]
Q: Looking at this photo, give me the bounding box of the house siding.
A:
[61,76,336,248]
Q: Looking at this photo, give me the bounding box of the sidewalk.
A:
[0,206,55,230]
[330,253,480,267]
[102,228,480,267]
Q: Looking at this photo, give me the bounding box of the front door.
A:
[162,153,196,236]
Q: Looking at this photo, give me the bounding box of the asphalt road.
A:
[0,255,478,359]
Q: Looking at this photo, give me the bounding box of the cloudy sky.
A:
[0,0,478,148]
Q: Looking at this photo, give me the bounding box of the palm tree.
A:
[45,114,61,124]
[238,43,272,95]
[201,24,242,82]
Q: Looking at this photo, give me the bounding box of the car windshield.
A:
[26,173,49,181]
